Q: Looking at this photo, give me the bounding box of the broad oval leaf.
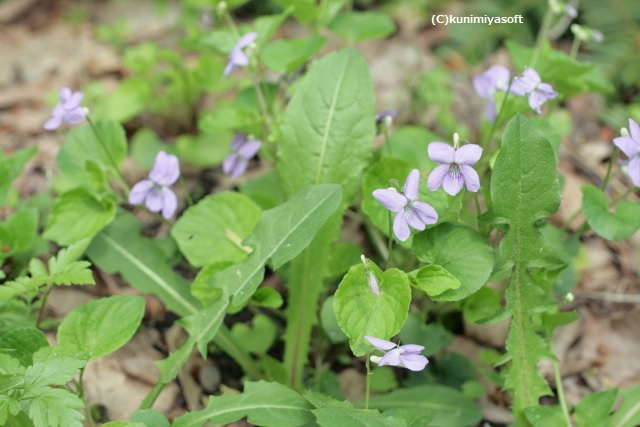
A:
[171,192,262,267]
[57,295,145,360]
[333,265,411,356]
[582,184,640,241]
[412,223,494,301]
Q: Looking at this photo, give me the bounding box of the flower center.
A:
[448,163,461,179]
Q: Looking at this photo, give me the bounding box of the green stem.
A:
[140,382,163,410]
[365,356,371,410]
[550,339,571,427]
[569,37,581,60]
[78,368,96,427]
[87,117,130,193]
[36,284,54,328]
[601,147,619,191]
[483,81,513,152]
[531,7,554,68]
[223,10,241,39]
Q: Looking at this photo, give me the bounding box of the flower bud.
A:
[370,355,382,364]
[621,127,630,138]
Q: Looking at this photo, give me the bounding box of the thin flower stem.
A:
[252,76,274,134]
[473,192,482,227]
[223,10,241,39]
[483,80,513,152]
[384,128,393,156]
[36,284,54,328]
[78,367,96,427]
[86,117,130,193]
[531,7,554,68]
[365,355,371,410]
[601,147,619,191]
[549,338,571,427]
[569,37,581,60]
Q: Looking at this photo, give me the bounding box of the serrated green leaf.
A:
[26,387,84,427]
[0,276,48,301]
[24,348,86,390]
[408,265,461,297]
[482,114,561,420]
[607,385,640,427]
[574,389,618,427]
[44,188,116,246]
[582,184,640,241]
[334,265,411,356]
[383,408,435,427]
[171,381,314,427]
[328,11,396,43]
[56,120,127,184]
[0,354,24,375]
[171,192,262,267]
[87,211,202,317]
[0,146,37,206]
[0,327,48,366]
[412,223,494,301]
[0,395,21,425]
[57,295,145,360]
[366,385,482,427]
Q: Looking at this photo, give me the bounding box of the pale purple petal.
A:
[231,133,247,151]
[231,157,249,178]
[472,74,494,99]
[454,144,482,165]
[145,187,164,212]
[628,119,640,143]
[43,115,63,130]
[236,32,257,49]
[237,139,261,159]
[528,90,546,114]
[628,156,640,187]
[373,189,406,213]
[399,344,425,354]
[428,142,455,164]
[614,136,640,159]
[64,110,86,124]
[223,154,239,175]
[230,49,250,67]
[379,348,402,367]
[460,165,481,192]
[65,92,84,110]
[161,188,178,219]
[365,336,396,351]
[128,180,153,205]
[537,83,557,99]
[403,169,421,200]
[509,79,529,96]
[485,98,497,123]
[427,164,449,191]
[59,87,72,102]
[491,65,511,91]
[442,172,464,196]
[223,61,236,76]
[521,68,541,86]
[393,211,410,241]
[405,208,426,232]
[412,201,438,225]
[399,353,429,371]
[149,151,180,186]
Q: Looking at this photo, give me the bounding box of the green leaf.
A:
[230,314,277,355]
[607,385,640,427]
[102,422,145,427]
[320,296,348,343]
[24,347,86,390]
[408,265,461,297]
[57,295,145,360]
[254,9,292,48]
[249,287,283,309]
[56,121,127,183]
[399,313,452,357]
[412,223,494,301]
[0,395,21,425]
[171,381,315,427]
[366,385,482,427]
[239,171,285,210]
[27,387,84,427]
[334,265,411,356]
[129,409,170,427]
[212,184,342,306]
[480,114,561,420]
[175,133,228,168]
[462,287,502,324]
[44,188,116,246]
[327,242,361,281]
[276,48,375,205]
[0,209,38,259]
[46,238,95,286]
[582,184,640,241]
[0,146,37,206]
[574,389,618,427]
[171,192,262,267]
[328,11,396,43]
[383,408,435,427]
[130,129,175,169]
[271,0,318,23]
[262,37,326,73]
[0,327,48,366]
[524,405,566,427]
[314,406,406,427]
[382,126,441,171]
[87,211,202,317]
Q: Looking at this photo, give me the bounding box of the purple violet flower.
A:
[365,336,429,371]
[613,118,640,187]
[427,133,482,196]
[224,32,258,76]
[129,151,180,219]
[473,65,510,122]
[510,68,558,114]
[223,133,262,179]
[44,88,87,130]
[373,169,438,242]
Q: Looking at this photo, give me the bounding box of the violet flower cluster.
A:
[473,65,510,122]
[510,68,558,114]
[223,133,262,179]
[365,336,428,371]
[44,88,87,130]
[224,32,257,76]
[614,118,640,187]
[129,151,180,219]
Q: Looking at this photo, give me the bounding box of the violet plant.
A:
[2,1,640,427]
